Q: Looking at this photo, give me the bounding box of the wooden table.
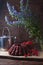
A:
[0,51,43,65]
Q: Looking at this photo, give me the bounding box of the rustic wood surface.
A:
[0,59,43,65]
[0,51,43,59]
[0,51,43,65]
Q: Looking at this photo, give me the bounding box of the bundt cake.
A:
[8,41,38,56]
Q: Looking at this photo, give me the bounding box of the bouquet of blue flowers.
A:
[5,0,43,50]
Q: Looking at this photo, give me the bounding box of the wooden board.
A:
[0,51,43,61]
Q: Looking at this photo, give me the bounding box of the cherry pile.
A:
[8,41,38,56]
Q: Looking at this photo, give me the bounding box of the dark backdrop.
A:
[0,0,43,42]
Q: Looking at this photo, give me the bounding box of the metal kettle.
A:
[0,27,11,51]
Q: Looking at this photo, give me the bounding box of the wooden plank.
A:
[0,59,43,65]
[0,51,43,61]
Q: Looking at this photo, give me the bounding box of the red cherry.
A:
[25,41,33,45]
[24,54,27,57]
[31,49,38,56]
[34,50,38,56]
[27,53,30,56]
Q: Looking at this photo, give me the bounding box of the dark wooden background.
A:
[0,0,43,42]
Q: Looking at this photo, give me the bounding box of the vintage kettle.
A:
[0,27,11,51]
